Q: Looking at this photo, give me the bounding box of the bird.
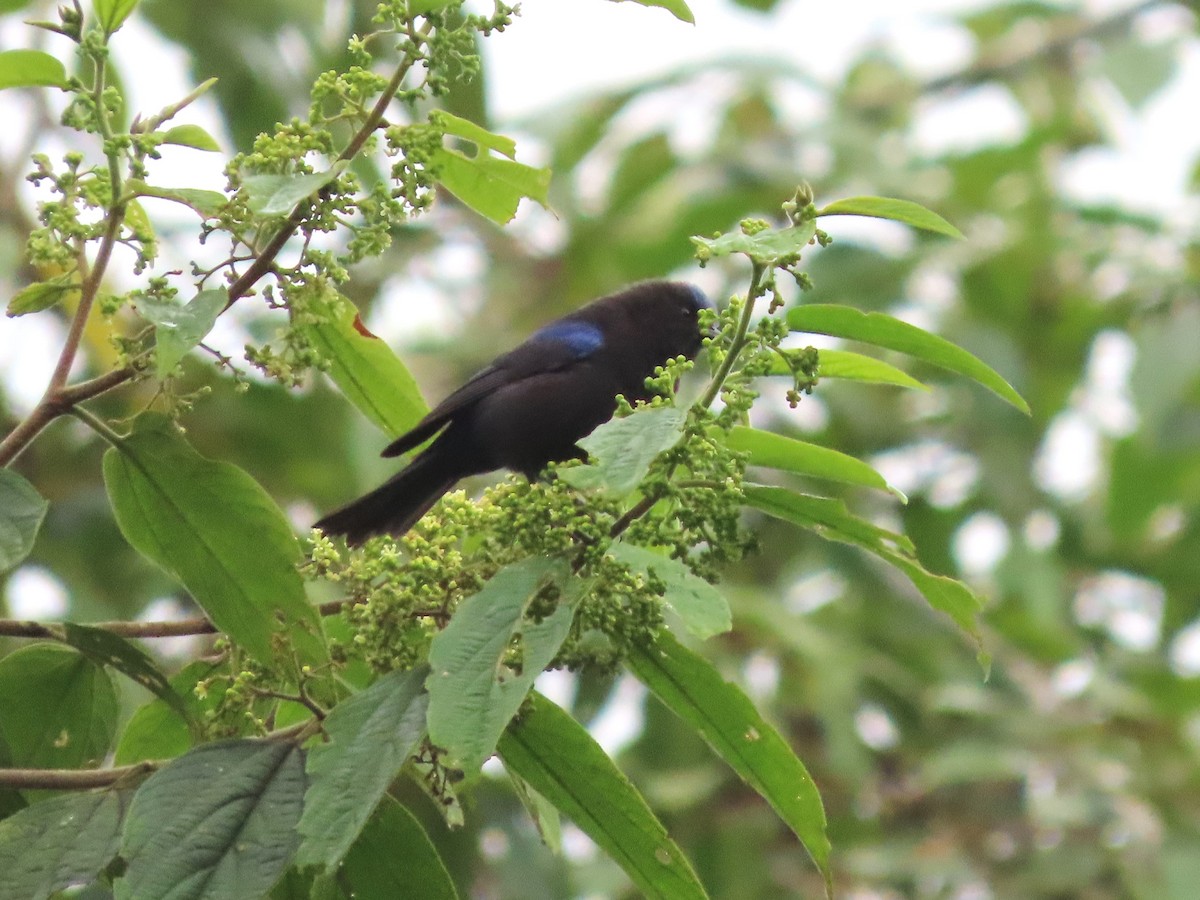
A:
[314,280,713,545]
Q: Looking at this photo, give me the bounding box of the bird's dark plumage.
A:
[314,280,712,545]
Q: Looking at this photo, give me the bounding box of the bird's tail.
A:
[314,453,458,546]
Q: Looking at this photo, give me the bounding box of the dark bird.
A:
[315,280,712,545]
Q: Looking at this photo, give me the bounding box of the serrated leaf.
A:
[431,110,516,159]
[816,196,963,239]
[299,295,428,435]
[0,469,48,572]
[342,797,459,900]
[628,632,832,895]
[93,0,139,34]
[117,739,306,900]
[558,406,687,497]
[6,275,76,317]
[426,557,579,774]
[160,123,220,152]
[0,789,132,900]
[131,181,227,218]
[431,147,551,225]
[691,220,817,267]
[135,288,226,377]
[726,425,904,500]
[613,0,695,23]
[788,304,1029,413]
[0,49,66,90]
[102,412,327,670]
[243,168,341,217]
[499,692,709,900]
[296,667,429,870]
[607,543,731,639]
[0,644,118,769]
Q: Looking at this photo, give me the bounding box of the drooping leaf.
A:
[342,797,459,900]
[0,644,118,770]
[507,770,561,854]
[0,49,66,90]
[628,632,832,895]
[612,0,695,24]
[93,0,140,35]
[296,667,429,871]
[499,692,709,900]
[299,295,428,436]
[102,412,327,669]
[559,406,687,497]
[117,739,306,900]
[431,109,516,158]
[691,220,817,267]
[243,168,342,217]
[131,181,227,218]
[5,275,76,317]
[426,557,579,774]
[431,147,551,225]
[160,123,220,152]
[0,469,48,572]
[0,789,132,900]
[726,425,904,499]
[816,196,964,239]
[135,288,227,377]
[787,304,1029,412]
[607,542,731,639]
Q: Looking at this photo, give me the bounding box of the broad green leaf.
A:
[607,543,731,639]
[243,168,341,217]
[726,425,903,499]
[787,305,1029,413]
[135,287,226,377]
[408,0,459,12]
[691,220,817,267]
[160,123,220,152]
[0,50,66,90]
[816,196,963,239]
[342,797,459,900]
[559,406,687,497]
[0,789,131,900]
[499,692,709,900]
[93,0,139,34]
[296,667,429,870]
[431,147,551,225]
[117,739,306,900]
[431,109,516,158]
[60,623,192,727]
[744,485,985,656]
[807,349,927,389]
[614,0,695,23]
[628,632,832,894]
[6,275,76,317]
[131,181,227,217]
[0,644,118,770]
[0,469,48,572]
[299,295,428,436]
[102,412,327,669]
[426,557,578,774]
[113,698,192,765]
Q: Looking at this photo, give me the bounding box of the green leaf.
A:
[499,692,709,900]
[0,644,118,769]
[0,789,131,900]
[296,667,429,871]
[113,697,192,765]
[60,623,193,727]
[558,406,687,497]
[135,288,226,377]
[130,181,227,218]
[299,295,428,436]
[607,543,731,639]
[816,196,963,239]
[726,425,904,500]
[431,109,516,158]
[744,485,986,657]
[787,304,1029,413]
[613,0,696,23]
[508,770,561,854]
[0,50,66,90]
[159,123,220,152]
[0,469,48,572]
[628,632,832,894]
[0,0,38,12]
[117,739,306,900]
[408,0,459,12]
[93,0,140,34]
[812,349,927,389]
[342,797,459,900]
[243,168,340,217]
[431,147,551,225]
[102,412,327,669]
[426,557,579,774]
[691,220,817,267]
[6,275,76,317]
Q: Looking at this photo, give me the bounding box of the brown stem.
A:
[0,761,156,791]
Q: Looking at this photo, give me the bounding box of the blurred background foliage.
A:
[2,0,1200,897]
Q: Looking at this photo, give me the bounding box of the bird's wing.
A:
[381,319,605,458]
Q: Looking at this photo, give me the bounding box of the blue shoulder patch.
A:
[532,320,604,359]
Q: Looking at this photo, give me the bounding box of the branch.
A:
[0,761,156,791]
